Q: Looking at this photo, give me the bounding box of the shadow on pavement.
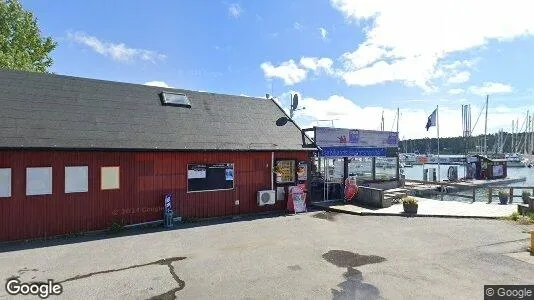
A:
[0,209,321,253]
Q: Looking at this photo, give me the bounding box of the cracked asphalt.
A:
[0,212,532,299]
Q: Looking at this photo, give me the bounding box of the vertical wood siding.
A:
[0,150,309,241]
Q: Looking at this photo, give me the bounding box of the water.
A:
[403,164,534,203]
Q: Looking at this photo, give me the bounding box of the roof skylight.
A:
[159,92,191,108]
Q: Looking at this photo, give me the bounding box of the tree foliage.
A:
[0,0,56,72]
[400,132,534,155]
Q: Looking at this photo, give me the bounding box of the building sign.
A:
[320,147,387,157]
[315,127,398,148]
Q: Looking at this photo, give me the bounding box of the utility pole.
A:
[484,94,489,156]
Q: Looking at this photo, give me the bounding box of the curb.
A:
[314,205,504,220]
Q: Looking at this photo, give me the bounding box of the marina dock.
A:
[312,197,519,219]
[404,177,527,198]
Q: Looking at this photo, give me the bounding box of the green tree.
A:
[0,0,56,72]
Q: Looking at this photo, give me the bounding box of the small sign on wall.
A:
[297,161,307,181]
[276,187,286,201]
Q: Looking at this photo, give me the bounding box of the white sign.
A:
[27,167,52,196]
[187,169,206,179]
[65,166,88,193]
[315,127,398,148]
[0,168,11,197]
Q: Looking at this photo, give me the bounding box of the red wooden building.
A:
[0,70,315,241]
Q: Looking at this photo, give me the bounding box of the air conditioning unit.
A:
[257,190,276,206]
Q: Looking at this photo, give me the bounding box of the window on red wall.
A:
[65,166,89,193]
[0,168,11,197]
[26,167,53,196]
[101,166,120,190]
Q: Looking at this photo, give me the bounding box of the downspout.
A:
[271,151,274,190]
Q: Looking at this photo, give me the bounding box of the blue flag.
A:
[425,109,437,131]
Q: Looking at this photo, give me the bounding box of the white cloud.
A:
[260,57,334,85]
[294,22,304,31]
[260,60,307,85]
[288,93,533,139]
[340,55,441,92]
[448,88,465,95]
[469,82,513,96]
[319,27,328,40]
[68,31,166,63]
[447,71,471,84]
[144,81,173,88]
[330,0,534,90]
[228,3,243,18]
[299,57,334,74]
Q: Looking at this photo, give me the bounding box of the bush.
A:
[508,212,520,221]
[402,196,418,205]
[516,216,533,225]
[502,212,534,224]
[498,190,509,198]
[109,220,125,234]
[522,191,532,203]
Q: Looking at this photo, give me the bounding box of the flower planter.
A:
[522,194,532,204]
[498,196,508,205]
[403,203,418,214]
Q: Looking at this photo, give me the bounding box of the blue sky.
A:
[21,0,534,139]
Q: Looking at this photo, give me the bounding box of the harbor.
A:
[403,178,527,198]
[312,197,519,219]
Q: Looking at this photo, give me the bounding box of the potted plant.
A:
[521,191,532,204]
[402,196,418,214]
[498,190,509,205]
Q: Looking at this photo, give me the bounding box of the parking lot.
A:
[1,212,532,299]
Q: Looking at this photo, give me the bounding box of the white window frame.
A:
[65,166,89,193]
[101,166,120,190]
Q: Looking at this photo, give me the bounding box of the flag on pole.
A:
[425,109,437,131]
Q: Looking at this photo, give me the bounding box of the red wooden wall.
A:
[0,150,309,241]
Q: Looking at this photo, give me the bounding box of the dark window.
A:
[159,92,191,108]
[187,163,234,192]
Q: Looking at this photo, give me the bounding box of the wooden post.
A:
[509,187,513,204]
[488,187,492,204]
[530,231,533,256]
[472,188,476,203]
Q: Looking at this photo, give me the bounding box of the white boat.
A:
[505,153,527,168]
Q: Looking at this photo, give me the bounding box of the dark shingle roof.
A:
[0,69,315,151]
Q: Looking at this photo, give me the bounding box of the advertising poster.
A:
[297,161,308,181]
[315,127,398,148]
[288,186,307,213]
[275,160,296,184]
[225,168,234,181]
[493,165,504,177]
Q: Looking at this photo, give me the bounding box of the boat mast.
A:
[484,94,489,156]
[531,113,534,155]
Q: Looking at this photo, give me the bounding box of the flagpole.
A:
[437,105,440,182]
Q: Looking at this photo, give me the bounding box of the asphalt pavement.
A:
[0,212,532,299]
